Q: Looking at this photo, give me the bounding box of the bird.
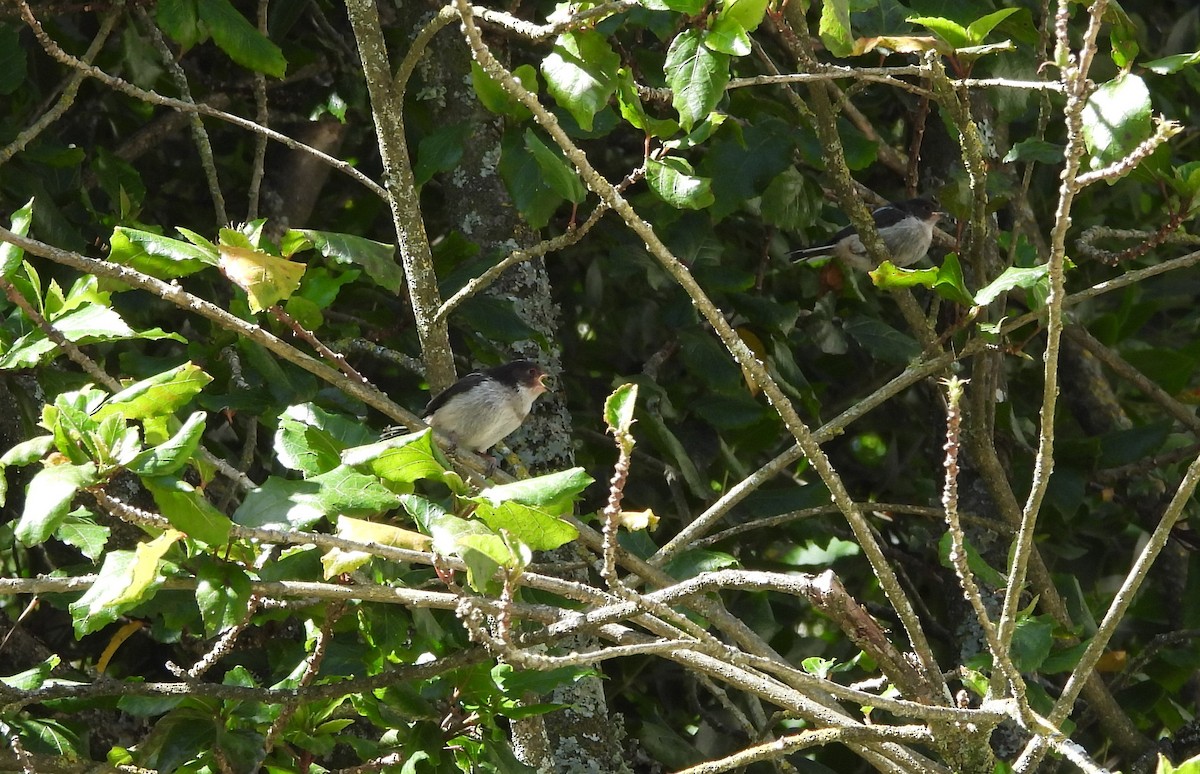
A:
[791,197,942,271]
[422,359,549,453]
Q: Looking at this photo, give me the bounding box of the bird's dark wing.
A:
[869,204,909,229]
[422,372,490,417]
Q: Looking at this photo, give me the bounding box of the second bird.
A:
[791,197,942,271]
[423,360,548,453]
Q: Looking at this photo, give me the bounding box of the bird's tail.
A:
[790,246,832,263]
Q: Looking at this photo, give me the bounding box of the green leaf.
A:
[93,362,213,422]
[0,24,28,96]
[965,8,1021,45]
[156,0,204,51]
[56,508,110,562]
[1003,138,1065,164]
[820,0,856,57]
[195,560,252,637]
[274,403,356,476]
[473,468,594,517]
[615,68,680,138]
[308,465,403,515]
[472,500,579,553]
[232,476,325,530]
[663,549,739,580]
[937,532,1008,589]
[343,430,463,492]
[70,532,178,637]
[1143,49,1200,75]
[842,316,921,364]
[0,656,60,690]
[542,30,620,132]
[499,129,565,229]
[197,0,286,77]
[0,304,185,370]
[108,227,217,278]
[1011,614,1054,672]
[2,198,33,279]
[524,130,587,204]
[906,15,970,50]
[0,435,54,466]
[280,228,401,294]
[128,411,206,477]
[414,122,473,187]
[932,253,975,306]
[1081,73,1152,170]
[664,29,730,130]
[143,476,233,546]
[645,157,715,209]
[605,384,639,435]
[471,61,537,120]
[15,462,98,545]
[706,17,753,57]
[974,264,1050,306]
[721,0,769,32]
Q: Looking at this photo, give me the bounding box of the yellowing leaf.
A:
[218,243,305,313]
[337,515,433,550]
[118,530,184,607]
[617,508,658,531]
[322,515,432,579]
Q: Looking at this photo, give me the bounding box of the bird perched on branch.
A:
[791,197,942,271]
[422,359,549,453]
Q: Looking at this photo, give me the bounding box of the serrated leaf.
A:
[143,476,232,546]
[615,69,679,138]
[820,0,855,57]
[2,198,33,279]
[195,561,252,637]
[343,430,458,491]
[0,305,184,370]
[937,531,1008,588]
[605,384,638,435]
[232,476,325,530]
[197,0,286,77]
[109,227,217,278]
[471,61,536,120]
[94,362,212,422]
[275,404,351,476]
[218,242,305,313]
[499,129,565,229]
[974,264,1049,306]
[706,16,752,57]
[542,30,619,132]
[473,468,593,517]
[645,156,714,209]
[524,130,587,204]
[16,462,99,545]
[308,465,403,515]
[56,508,110,562]
[664,29,730,130]
[0,435,54,466]
[472,500,578,553]
[128,411,206,477]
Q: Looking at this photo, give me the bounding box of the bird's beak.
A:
[535,372,551,393]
